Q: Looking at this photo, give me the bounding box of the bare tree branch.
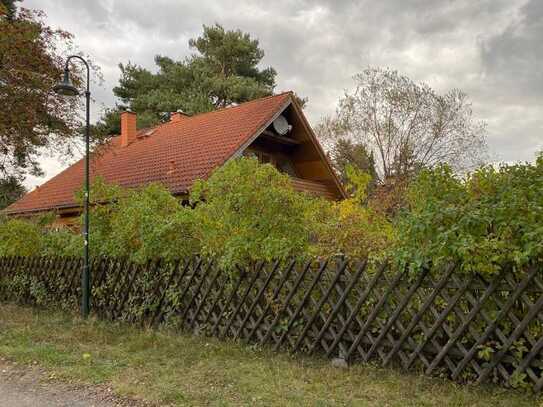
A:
[317,67,487,183]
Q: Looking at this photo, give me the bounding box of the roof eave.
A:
[3,202,81,216]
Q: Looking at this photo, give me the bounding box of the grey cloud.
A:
[21,0,542,187]
[480,0,543,102]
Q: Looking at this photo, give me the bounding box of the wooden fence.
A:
[1,255,542,392]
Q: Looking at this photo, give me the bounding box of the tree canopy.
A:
[317,120,377,186]
[94,24,278,137]
[0,4,88,179]
[0,0,19,19]
[318,68,487,184]
[0,176,25,209]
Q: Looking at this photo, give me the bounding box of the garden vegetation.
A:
[2,156,543,391]
[1,155,542,277]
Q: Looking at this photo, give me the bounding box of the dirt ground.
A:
[0,358,151,407]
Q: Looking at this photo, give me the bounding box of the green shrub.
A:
[80,178,200,262]
[0,218,43,256]
[310,165,394,260]
[5,155,542,276]
[42,229,82,257]
[0,159,395,266]
[393,155,543,274]
[191,158,316,268]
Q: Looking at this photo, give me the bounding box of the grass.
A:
[0,304,540,406]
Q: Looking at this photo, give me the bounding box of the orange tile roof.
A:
[6,92,292,214]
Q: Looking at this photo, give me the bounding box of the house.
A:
[5,92,345,226]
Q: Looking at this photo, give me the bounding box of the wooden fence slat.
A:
[137,258,164,326]
[149,260,181,326]
[512,330,543,386]
[235,260,280,341]
[325,263,388,358]
[168,258,193,304]
[309,260,367,355]
[383,263,456,366]
[505,274,543,349]
[293,259,347,352]
[211,270,246,336]
[425,274,502,375]
[446,275,511,380]
[366,268,430,361]
[67,257,81,303]
[108,257,130,320]
[124,259,155,324]
[476,275,543,384]
[111,258,136,321]
[246,260,295,343]
[117,261,142,320]
[450,266,539,380]
[190,262,222,330]
[199,270,229,329]
[2,255,543,393]
[261,261,312,346]
[345,266,406,361]
[221,263,264,339]
[175,258,203,322]
[273,260,328,351]
[181,260,214,327]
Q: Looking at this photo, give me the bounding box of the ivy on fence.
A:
[1,256,542,392]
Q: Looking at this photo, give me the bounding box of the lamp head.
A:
[53,68,79,96]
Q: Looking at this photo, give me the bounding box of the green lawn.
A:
[0,304,539,406]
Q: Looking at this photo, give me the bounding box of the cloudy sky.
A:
[24,0,542,188]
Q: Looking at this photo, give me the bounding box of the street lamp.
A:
[54,55,91,318]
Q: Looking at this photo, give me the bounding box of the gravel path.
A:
[0,359,149,407]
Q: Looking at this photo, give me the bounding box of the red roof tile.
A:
[6,92,292,214]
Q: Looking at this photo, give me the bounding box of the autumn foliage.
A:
[0,6,88,178]
[1,155,542,278]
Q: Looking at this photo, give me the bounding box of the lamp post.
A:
[53,56,91,318]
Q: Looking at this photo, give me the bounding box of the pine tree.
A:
[95,24,279,137]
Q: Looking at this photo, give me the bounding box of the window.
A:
[243,148,297,177]
[244,149,273,165]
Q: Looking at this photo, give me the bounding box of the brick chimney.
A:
[170,110,190,123]
[120,111,137,147]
